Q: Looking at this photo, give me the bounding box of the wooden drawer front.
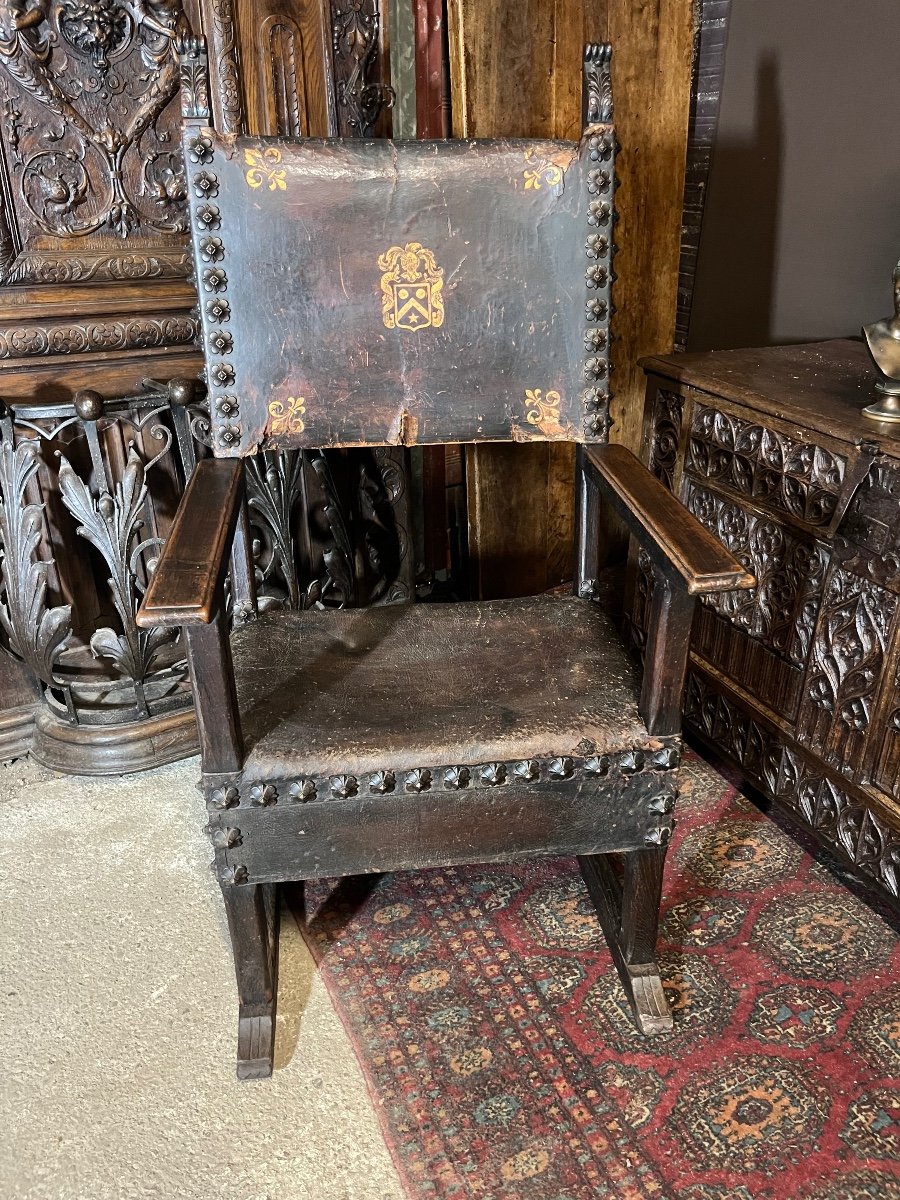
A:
[687,400,847,529]
[797,566,898,782]
[684,479,828,721]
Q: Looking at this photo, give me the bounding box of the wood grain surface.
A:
[449,0,694,596]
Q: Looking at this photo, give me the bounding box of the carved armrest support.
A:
[583,444,754,595]
[137,457,244,629]
[583,444,754,736]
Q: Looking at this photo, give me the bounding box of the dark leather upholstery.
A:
[232,596,651,780]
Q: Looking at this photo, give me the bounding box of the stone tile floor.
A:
[0,757,404,1200]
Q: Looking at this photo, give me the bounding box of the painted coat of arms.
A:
[377,242,444,331]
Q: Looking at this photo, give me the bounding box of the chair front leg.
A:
[184,611,243,775]
[579,562,691,1036]
[579,846,673,1036]
[638,565,697,737]
[220,882,280,1080]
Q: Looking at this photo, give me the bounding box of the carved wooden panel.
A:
[874,657,900,801]
[685,669,900,902]
[0,0,201,389]
[633,342,900,907]
[329,0,391,137]
[201,0,389,142]
[684,479,829,720]
[797,566,898,780]
[0,0,192,287]
[234,0,335,139]
[835,458,900,800]
[646,386,683,491]
[833,456,900,593]
[687,402,847,528]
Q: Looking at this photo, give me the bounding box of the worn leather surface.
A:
[232,596,650,780]
[190,131,607,452]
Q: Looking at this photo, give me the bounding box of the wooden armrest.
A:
[137,457,244,628]
[584,443,755,595]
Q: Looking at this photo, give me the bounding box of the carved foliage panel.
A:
[681,479,829,720]
[0,390,194,726]
[797,565,898,780]
[684,671,900,901]
[646,385,683,492]
[687,402,847,528]
[0,0,192,286]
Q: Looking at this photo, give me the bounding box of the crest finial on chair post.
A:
[582,43,613,127]
[176,32,211,123]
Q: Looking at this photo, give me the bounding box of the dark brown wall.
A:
[689,0,900,351]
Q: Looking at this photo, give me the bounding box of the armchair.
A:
[139,40,753,1078]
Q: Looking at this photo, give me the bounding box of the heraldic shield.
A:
[378,242,445,331]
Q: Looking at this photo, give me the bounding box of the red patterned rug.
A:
[291,750,900,1199]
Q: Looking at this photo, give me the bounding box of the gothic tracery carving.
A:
[647,387,683,491]
[798,567,896,774]
[684,671,900,899]
[330,0,392,136]
[688,403,847,527]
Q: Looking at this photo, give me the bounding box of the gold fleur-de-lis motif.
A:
[525,388,562,427]
[523,149,565,190]
[244,146,287,191]
[525,163,561,190]
[268,396,306,435]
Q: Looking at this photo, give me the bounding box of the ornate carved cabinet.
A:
[629,339,900,905]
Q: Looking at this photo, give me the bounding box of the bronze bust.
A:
[862,258,900,421]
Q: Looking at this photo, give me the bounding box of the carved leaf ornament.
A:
[58,447,177,683]
[0,440,71,684]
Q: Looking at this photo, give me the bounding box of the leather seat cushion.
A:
[231,595,651,782]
